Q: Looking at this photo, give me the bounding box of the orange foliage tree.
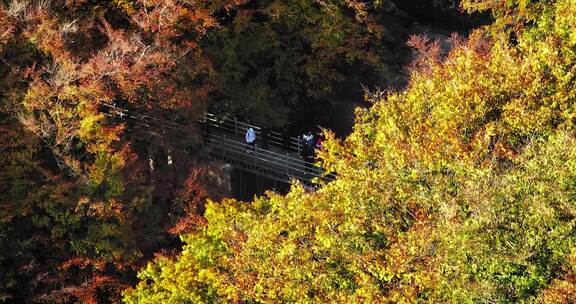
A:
[0,1,236,302]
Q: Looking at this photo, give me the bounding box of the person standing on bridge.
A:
[246,127,256,154]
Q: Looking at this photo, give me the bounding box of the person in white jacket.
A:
[246,127,256,153]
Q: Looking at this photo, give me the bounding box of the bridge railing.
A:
[204,132,333,183]
[101,107,307,155]
[100,103,335,184]
[201,113,304,154]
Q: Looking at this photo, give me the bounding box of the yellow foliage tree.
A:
[125,0,576,303]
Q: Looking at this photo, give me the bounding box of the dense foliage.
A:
[0,0,225,302]
[202,0,383,127]
[125,0,576,303]
[0,0,388,302]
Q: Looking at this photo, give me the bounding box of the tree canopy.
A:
[0,0,388,302]
[3,0,576,302]
[202,0,383,127]
[0,0,226,301]
[124,0,576,302]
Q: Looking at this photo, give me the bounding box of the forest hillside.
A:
[126,0,576,303]
[1,0,575,303]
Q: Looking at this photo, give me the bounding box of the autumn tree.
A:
[202,0,384,127]
[0,0,233,302]
[125,0,576,302]
[0,0,392,301]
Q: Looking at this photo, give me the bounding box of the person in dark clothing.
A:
[305,131,315,149]
[300,132,311,159]
[303,134,315,175]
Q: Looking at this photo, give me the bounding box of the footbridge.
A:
[101,103,335,185]
[200,113,334,184]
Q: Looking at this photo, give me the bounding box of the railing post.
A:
[223,134,227,157]
[234,118,238,138]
